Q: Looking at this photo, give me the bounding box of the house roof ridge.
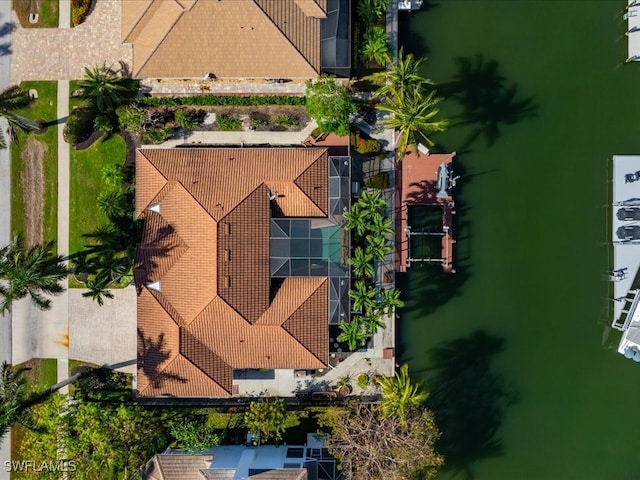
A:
[131,0,186,77]
[252,0,320,74]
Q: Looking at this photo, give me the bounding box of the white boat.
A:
[398,0,423,12]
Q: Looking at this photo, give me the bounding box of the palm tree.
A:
[361,26,391,67]
[356,0,390,24]
[372,47,434,101]
[0,85,39,149]
[78,63,140,114]
[377,288,405,315]
[358,189,386,214]
[343,206,368,238]
[375,364,428,424]
[82,277,114,307]
[337,318,368,351]
[378,86,448,157]
[0,362,34,438]
[370,212,394,236]
[365,234,392,262]
[0,235,69,314]
[348,246,375,279]
[361,311,385,336]
[349,279,377,313]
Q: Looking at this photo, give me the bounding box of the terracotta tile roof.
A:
[136,148,330,397]
[122,0,324,78]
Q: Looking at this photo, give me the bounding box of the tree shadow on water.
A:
[425,330,518,480]
[439,55,539,151]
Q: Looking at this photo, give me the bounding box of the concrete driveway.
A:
[68,286,137,374]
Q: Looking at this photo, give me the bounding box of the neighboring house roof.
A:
[122,0,327,78]
[135,148,330,397]
[142,453,213,480]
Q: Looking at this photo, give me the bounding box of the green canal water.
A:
[397,1,640,478]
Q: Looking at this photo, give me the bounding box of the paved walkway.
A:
[59,0,70,29]
[11,0,131,82]
[150,120,318,148]
[144,79,307,96]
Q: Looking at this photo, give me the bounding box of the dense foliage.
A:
[319,401,442,480]
[244,399,288,444]
[17,368,221,479]
[305,75,357,136]
[138,95,305,107]
[71,0,92,26]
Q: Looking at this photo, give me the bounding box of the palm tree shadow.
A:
[137,328,188,392]
[439,54,539,149]
[424,330,518,480]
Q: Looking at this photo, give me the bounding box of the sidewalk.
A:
[148,121,318,148]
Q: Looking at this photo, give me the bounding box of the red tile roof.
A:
[135,148,330,397]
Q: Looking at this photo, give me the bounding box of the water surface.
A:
[398,2,640,478]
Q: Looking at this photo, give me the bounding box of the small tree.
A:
[244,399,287,445]
[305,75,357,136]
[320,402,443,480]
[170,420,221,453]
[349,279,377,313]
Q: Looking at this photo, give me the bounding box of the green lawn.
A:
[69,134,127,257]
[10,81,58,244]
[13,0,59,28]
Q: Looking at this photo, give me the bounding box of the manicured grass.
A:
[12,0,59,28]
[10,81,58,244]
[69,134,126,256]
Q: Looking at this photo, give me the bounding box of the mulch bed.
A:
[20,137,46,247]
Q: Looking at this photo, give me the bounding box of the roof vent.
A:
[268,190,276,201]
[147,203,160,214]
[146,281,161,292]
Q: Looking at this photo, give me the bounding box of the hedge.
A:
[71,0,92,26]
[138,95,305,107]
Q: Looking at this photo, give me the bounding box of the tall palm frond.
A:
[378,86,448,157]
[375,364,428,424]
[373,47,434,100]
[0,85,37,149]
[0,235,69,314]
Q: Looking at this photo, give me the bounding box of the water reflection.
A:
[426,330,517,480]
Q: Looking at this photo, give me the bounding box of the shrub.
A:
[217,115,242,131]
[140,125,176,144]
[351,130,382,155]
[174,108,201,130]
[138,95,305,107]
[364,172,389,190]
[93,113,115,134]
[357,373,370,389]
[275,114,299,127]
[305,75,357,136]
[117,105,145,132]
[71,0,92,26]
[64,104,96,144]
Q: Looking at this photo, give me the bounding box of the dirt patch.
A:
[20,137,46,247]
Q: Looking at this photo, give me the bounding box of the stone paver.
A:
[144,79,307,96]
[11,1,131,82]
[68,287,137,374]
